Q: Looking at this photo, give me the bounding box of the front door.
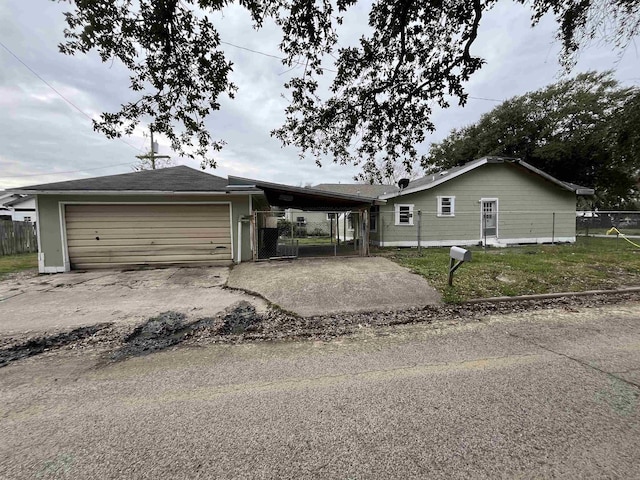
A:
[481,200,498,239]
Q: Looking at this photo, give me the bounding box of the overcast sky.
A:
[0,1,638,190]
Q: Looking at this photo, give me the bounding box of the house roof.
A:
[3,195,34,207]
[314,183,399,197]
[378,157,595,199]
[228,176,385,211]
[10,166,234,194]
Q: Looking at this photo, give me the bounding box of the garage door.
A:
[64,204,232,269]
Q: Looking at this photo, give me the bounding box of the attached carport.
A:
[228,176,385,260]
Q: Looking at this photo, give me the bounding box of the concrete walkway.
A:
[227,256,441,316]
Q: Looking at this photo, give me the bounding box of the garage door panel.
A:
[67,237,230,247]
[65,220,232,229]
[65,227,230,239]
[66,204,227,214]
[68,244,231,257]
[73,260,231,270]
[65,204,232,268]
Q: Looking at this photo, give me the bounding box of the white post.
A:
[237,220,242,264]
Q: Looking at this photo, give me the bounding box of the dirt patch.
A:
[0,323,112,367]
[1,293,639,367]
[110,301,262,361]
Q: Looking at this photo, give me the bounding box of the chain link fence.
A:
[370,209,578,248]
[254,209,638,259]
[576,211,640,237]
[254,210,363,260]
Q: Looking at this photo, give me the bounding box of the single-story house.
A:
[8,157,592,273]
[3,195,37,222]
[317,157,594,248]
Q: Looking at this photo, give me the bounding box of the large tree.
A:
[59,0,640,179]
[426,71,640,209]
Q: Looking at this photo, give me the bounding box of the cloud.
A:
[1,0,638,191]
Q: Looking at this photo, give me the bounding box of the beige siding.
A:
[65,204,232,269]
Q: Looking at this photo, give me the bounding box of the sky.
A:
[0,1,638,190]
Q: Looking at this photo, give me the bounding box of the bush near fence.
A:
[0,220,38,255]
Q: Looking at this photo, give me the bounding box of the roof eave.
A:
[7,189,253,196]
[379,157,490,199]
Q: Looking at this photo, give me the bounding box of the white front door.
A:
[481,200,498,239]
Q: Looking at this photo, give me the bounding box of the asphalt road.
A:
[1,301,639,479]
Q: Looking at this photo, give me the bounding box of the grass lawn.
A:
[0,253,38,279]
[375,237,640,303]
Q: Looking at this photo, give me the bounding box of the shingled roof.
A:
[314,183,399,197]
[13,166,230,193]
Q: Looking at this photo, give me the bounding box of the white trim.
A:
[395,204,414,226]
[480,198,499,240]
[58,201,233,271]
[378,236,576,248]
[35,197,43,272]
[378,157,582,200]
[237,220,242,264]
[59,202,70,272]
[9,190,254,196]
[249,195,254,254]
[40,265,67,274]
[437,196,455,217]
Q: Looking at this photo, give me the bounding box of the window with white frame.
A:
[296,216,306,227]
[437,196,455,217]
[395,204,414,225]
[369,206,379,232]
[23,216,32,223]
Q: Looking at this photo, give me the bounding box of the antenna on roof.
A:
[398,178,410,190]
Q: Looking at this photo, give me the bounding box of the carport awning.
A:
[228,176,385,211]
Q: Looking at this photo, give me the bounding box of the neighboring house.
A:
[4,195,36,222]
[313,184,397,242]
[337,157,592,247]
[0,192,21,220]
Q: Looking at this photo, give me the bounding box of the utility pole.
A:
[136,127,170,169]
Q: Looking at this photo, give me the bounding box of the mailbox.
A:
[450,246,472,262]
[448,247,471,286]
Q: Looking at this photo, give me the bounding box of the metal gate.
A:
[254,210,367,260]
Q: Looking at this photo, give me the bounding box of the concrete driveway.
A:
[228,256,441,316]
[0,267,266,335]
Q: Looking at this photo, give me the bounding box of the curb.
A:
[464,286,640,304]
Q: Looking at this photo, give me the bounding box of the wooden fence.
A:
[0,220,38,255]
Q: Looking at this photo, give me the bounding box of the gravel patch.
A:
[1,292,639,367]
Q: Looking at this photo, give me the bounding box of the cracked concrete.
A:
[228,256,441,316]
[0,267,267,335]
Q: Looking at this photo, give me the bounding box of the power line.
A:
[468,96,504,102]
[2,162,134,179]
[220,41,507,101]
[220,41,337,73]
[0,39,142,152]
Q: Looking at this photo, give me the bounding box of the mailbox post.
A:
[448,246,472,286]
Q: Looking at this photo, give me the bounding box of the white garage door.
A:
[65,204,232,269]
